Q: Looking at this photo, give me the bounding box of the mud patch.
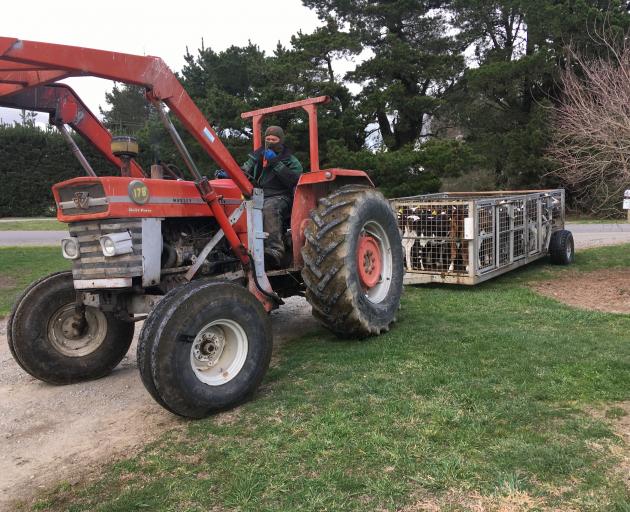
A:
[400,487,544,511]
[585,401,630,491]
[0,275,16,289]
[531,269,630,314]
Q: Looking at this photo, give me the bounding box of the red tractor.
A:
[0,38,403,418]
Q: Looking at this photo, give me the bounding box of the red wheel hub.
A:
[357,234,382,289]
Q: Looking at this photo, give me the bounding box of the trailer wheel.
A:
[549,230,575,265]
[301,184,404,337]
[8,272,134,384]
[137,280,272,418]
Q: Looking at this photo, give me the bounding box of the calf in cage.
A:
[524,208,552,254]
[478,234,493,268]
[398,206,426,271]
[448,205,468,273]
[398,205,467,273]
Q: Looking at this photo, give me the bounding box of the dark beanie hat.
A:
[265,125,285,144]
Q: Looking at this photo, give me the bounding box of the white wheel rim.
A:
[190,319,248,386]
[360,220,393,304]
[48,304,108,357]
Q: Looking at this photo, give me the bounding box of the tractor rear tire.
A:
[549,229,575,265]
[301,184,404,337]
[137,280,273,418]
[9,272,134,384]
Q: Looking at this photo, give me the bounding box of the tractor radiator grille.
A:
[69,218,143,280]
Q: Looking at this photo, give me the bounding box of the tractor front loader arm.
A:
[0,83,145,178]
[0,36,254,269]
[0,37,252,196]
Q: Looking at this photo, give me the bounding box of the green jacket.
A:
[241,146,303,197]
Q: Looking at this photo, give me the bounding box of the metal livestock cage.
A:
[391,189,566,285]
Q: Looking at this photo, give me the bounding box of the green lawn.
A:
[0,219,66,231]
[2,246,628,511]
[0,247,69,317]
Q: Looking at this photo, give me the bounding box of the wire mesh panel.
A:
[526,198,539,254]
[392,189,565,285]
[550,190,563,230]
[396,202,470,275]
[513,199,526,259]
[497,204,512,266]
[477,204,494,272]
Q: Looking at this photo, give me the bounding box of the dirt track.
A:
[532,268,630,314]
[0,297,319,510]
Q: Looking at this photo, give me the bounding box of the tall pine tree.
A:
[447,0,630,187]
[302,0,464,150]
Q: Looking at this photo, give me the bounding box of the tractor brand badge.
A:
[73,191,90,210]
[128,180,150,205]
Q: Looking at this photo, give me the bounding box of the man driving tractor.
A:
[240,125,303,268]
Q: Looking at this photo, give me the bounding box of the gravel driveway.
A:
[0,231,67,247]
[0,297,319,510]
[2,223,630,248]
[567,223,630,249]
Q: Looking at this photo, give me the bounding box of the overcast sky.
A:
[0,0,322,125]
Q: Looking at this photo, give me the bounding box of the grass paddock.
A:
[0,246,68,317]
[1,245,628,511]
[0,219,66,231]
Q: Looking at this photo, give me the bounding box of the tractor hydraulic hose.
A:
[154,100,202,181]
[195,177,250,267]
[57,123,97,177]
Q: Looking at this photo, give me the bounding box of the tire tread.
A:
[300,184,403,337]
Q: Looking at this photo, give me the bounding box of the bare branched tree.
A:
[549,29,630,216]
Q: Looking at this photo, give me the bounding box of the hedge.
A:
[0,125,113,217]
[0,123,444,217]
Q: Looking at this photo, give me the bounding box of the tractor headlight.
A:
[61,237,80,260]
[99,232,133,257]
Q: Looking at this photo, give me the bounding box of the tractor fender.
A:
[290,169,374,268]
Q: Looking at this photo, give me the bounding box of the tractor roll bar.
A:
[241,96,330,173]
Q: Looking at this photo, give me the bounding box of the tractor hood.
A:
[52,176,243,222]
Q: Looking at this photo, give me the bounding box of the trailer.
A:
[392,189,574,285]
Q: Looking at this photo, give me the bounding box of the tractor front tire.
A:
[137,280,273,419]
[301,184,404,337]
[8,272,134,384]
[7,270,71,374]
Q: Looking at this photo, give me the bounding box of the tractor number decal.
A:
[128,180,150,205]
